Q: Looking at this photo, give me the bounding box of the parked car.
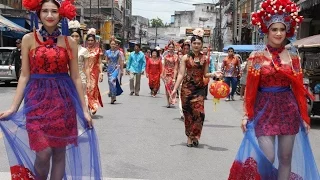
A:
[0,47,17,85]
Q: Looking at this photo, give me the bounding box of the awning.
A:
[0,14,29,33]
[3,16,26,28]
[298,0,320,11]
[223,45,256,53]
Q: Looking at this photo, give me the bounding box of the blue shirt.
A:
[209,55,216,73]
[127,51,146,73]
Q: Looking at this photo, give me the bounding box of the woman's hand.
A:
[304,121,310,134]
[241,119,248,132]
[0,109,15,121]
[84,111,93,128]
[170,90,177,104]
[146,74,149,78]
[99,73,104,82]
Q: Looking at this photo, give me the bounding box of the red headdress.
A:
[251,0,303,37]
[23,0,77,35]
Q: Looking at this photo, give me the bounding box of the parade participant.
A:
[202,46,211,100]
[0,0,102,179]
[178,42,190,119]
[170,28,220,147]
[116,40,125,85]
[69,20,90,107]
[162,42,179,108]
[239,59,248,100]
[146,49,162,97]
[9,39,22,81]
[221,47,241,101]
[105,38,123,104]
[228,0,320,179]
[127,44,146,96]
[86,28,104,115]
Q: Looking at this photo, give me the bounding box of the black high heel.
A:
[193,139,199,147]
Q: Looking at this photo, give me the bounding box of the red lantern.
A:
[209,81,230,99]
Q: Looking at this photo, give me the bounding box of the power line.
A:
[133,8,173,13]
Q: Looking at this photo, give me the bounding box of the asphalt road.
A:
[0,74,319,180]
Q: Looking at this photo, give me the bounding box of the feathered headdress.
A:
[251,0,303,37]
[22,0,77,35]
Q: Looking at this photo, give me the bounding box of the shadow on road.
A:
[204,124,238,128]
[311,116,320,130]
[0,83,18,87]
[92,115,104,119]
[171,142,228,151]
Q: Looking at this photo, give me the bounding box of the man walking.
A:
[127,44,146,96]
[221,47,240,101]
[9,39,22,81]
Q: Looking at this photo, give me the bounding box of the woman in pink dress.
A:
[162,42,179,107]
[0,0,101,179]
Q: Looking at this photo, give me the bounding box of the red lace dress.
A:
[146,57,162,95]
[25,34,77,151]
[254,63,300,137]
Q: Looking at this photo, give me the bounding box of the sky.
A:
[132,0,218,24]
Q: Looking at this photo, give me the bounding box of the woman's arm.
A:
[172,55,187,92]
[173,55,179,81]
[8,34,32,112]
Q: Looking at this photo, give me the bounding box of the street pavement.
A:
[0,74,319,180]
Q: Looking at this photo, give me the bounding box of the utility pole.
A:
[111,0,114,36]
[122,0,126,48]
[98,0,100,31]
[155,25,158,47]
[90,0,92,26]
[218,0,222,51]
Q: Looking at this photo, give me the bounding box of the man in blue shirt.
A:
[127,44,146,96]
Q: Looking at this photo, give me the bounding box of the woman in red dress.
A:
[170,29,219,147]
[162,42,179,107]
[146,49,162,97]
[0,0,101,179]
[228,0,319,179]
[86,32,104,115]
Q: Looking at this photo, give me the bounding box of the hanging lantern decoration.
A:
[209,81,230,111]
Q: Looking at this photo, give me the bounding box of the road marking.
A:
[101,82,129,96]
[0,172,147,180]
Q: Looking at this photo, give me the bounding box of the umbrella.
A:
[291,34,320,48]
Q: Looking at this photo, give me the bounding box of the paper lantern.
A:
[209,81,230,111]
[209,81,230,99]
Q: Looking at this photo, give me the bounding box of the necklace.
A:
[38,26,61,46]
[266,46,302,76]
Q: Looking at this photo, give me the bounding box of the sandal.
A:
[193,139,199,147]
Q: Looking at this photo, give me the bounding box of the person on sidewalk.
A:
[170,28,220,147]
[9,39,22,81]
[221,47,240,101]
[228,0,319,179]
[127,44,146,96]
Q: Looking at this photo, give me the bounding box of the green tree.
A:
[150,17,164,27]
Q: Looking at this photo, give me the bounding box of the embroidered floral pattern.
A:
[10,165,35,180]
[181,54,207,140]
